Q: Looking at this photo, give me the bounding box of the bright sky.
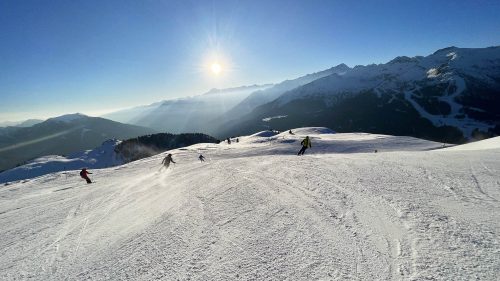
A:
[1,0,499,122]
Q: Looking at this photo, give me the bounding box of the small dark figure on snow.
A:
[80,168,92,184]
[236,138,239,143]
[297,136,311,156]
[289,130,294,135]
[199,154,206,162]
[227,138,231,145]
[161,153,176,169]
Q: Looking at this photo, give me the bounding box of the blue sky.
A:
[1,0,499,122]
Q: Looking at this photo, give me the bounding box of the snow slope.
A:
[442,136,500,151]
[0,139,123,184]
[1,128,499,280]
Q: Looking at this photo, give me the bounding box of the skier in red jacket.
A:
[80,168,92,184]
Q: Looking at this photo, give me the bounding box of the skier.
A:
[199,154,205,162]
[289,130,294,135]
[297,136,311,156]
[161,153,176,169]
[80,168,92,184]
[227,138,231,145]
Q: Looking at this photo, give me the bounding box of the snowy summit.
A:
[0,128,499,280]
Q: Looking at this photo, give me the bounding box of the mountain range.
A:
[221,64,351,121]
[102,46,500,143]
[2,45,498,173]
[215,46,500,143]
[102,84,273,133]
[0,114,156,171]
[0,119,44,128]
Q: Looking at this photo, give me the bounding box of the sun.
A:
[211,62,222,75]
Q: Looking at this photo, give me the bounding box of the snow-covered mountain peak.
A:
[387,56,421,65]
[308,63,351,77]
[334,63,349,68]
[289,47,497,96]
[251,46,500,141]
[432,46,459,55]
[327,63,351,73]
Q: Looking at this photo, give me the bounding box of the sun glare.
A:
[211,62,222,75]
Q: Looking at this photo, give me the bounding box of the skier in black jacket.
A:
[161,154,176,169]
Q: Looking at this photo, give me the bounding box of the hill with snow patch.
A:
[0,139,123,184]
[0,114,156,172]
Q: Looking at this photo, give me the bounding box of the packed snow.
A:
[442,136,500,151]
[1,128,499,280]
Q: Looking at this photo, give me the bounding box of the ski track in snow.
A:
[0,131,499,280]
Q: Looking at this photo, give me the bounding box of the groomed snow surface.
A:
[1,128,499,280]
